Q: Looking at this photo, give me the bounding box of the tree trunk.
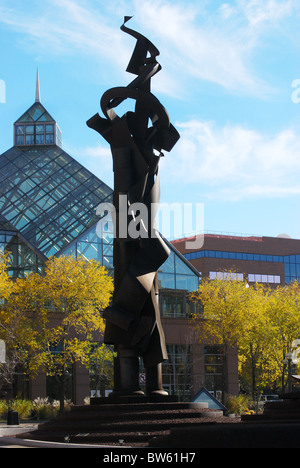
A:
[59,369,65,413]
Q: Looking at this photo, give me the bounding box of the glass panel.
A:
[77,242,100,260]
[73,168,92,183]
[36,134,44,144]
[36,110,53,122]
[176,274,198,292]
[64,160,82,175]
[19,178,36,193]
[25,125,34,134]
[175,255,194,275]
[45,134,54,144]
[29,104,44,121]
[37,113,50,122]
[61,243,76,258]
[158,272,175,289]
[53,154,68,167]
[15,135,24,145]
[160,251,175,273]
[11,213,31,229]
[46,124,54,133]
[16,125,24,135]
[25,134,34,145]
[36,124,44,134]
[17,111,34,122]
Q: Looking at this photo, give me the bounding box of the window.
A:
[46,124,54,144]
[210,271,244,281]
[248,274,280,283]
[25,125,34,144]
[204,346,224,400]
[15,123,55,146]
[160,290,184,317]
[162,345,192,400]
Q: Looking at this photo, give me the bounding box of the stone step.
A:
[37,410,222,432]
[17,401,224,446]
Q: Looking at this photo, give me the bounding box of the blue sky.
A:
[0,0,300,240]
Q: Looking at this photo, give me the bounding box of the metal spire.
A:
[35,68,41,103]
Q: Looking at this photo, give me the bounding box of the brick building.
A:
[172,233,300,285]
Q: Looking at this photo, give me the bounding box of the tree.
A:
[0,252,13,300]
[89,343,116,397]
[190,273,300,398]
[37,255,113,411]
[0,254,113,405]
[237,283,274,397]
[189,272,250,400]
[266,282,300,392]
[0,252,15,395]
[0,252,47,397]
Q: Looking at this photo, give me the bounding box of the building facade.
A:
[172,232,300,286]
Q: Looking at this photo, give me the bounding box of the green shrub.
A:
[224,394,252,415]
[10,399,33,419]
[32,397,57,420]
[32,397,72,420]
[0,399,33,420]
[0,400,8,420]
[0,397,73,421]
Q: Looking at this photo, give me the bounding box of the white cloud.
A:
[160,120,300,201]
[238,0,294,27]
[0,0,130,70]
[0,0,293,97]
[132,0,279,97]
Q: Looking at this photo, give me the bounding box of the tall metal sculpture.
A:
[87,17,180,397]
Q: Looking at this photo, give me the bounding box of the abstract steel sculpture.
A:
[87,17,180,397]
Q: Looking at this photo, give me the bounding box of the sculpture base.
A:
[16,397,225,447]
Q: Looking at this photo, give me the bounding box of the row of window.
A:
[209,271,244,281]
[248,273,280,284]
[209,271,281,284]
[185,249,300,267]
[184,249,285,263]
[15,123,55,146]
[185,249,300,284]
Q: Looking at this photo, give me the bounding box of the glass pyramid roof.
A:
[0,144,112,257]
[15,102,55,123]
